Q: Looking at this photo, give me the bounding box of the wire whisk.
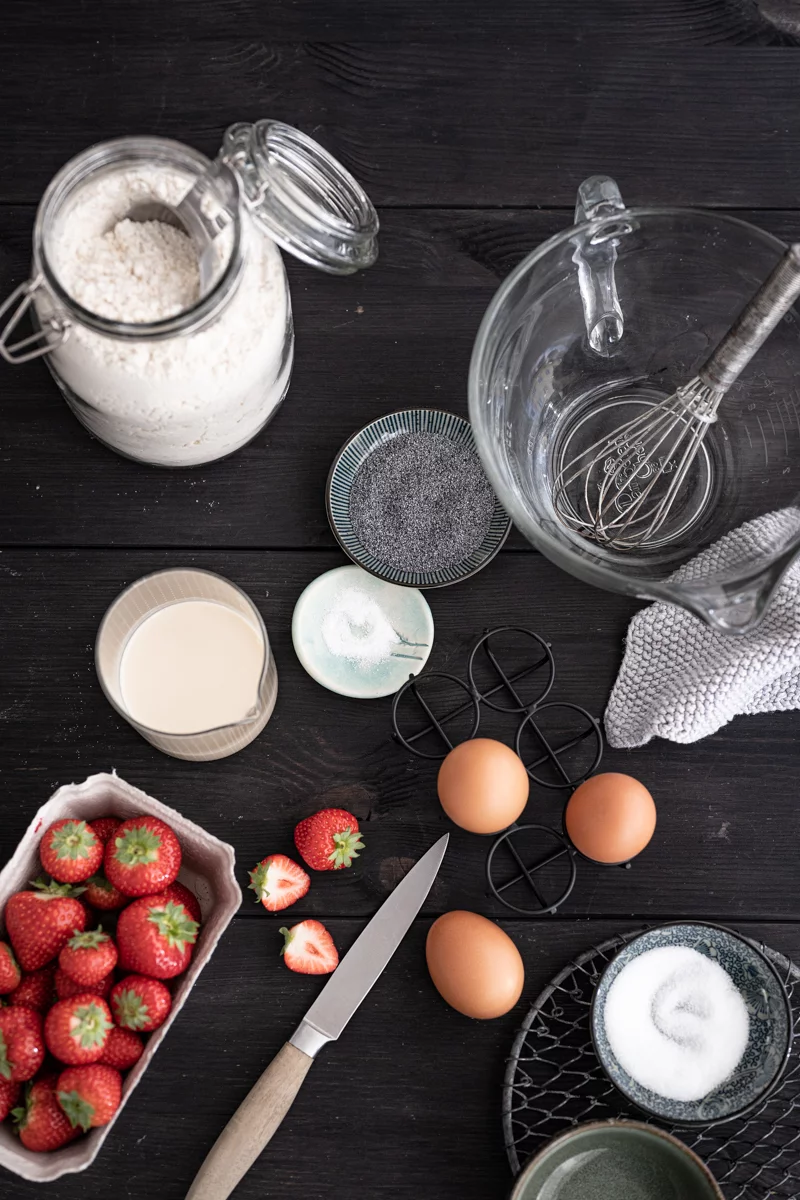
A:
[553,244,800,551]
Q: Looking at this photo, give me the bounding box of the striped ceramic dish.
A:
[326,408,512,588]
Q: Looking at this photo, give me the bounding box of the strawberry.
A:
[5,879,88,971]
[279,920,339,975]
[83,871,127,912]
[8,965,56,1013]
[40,819,103,884]
[99,1025,143,1070]
[248,855,310,913]
[104,816,181,898]
[57,1063,122,1130]
[44,994,112,1065]
[0,1007,45,1082]
[13,1075,80,1151]
[0,942,21,994]
[110,975,171,1032]
[89,816,121,845]
[294,808,365,871]
[56,968,114,1002]
[116,894,198,979]
[0,1077,20,1121]
[59,927,117,986]
[162,880,202,924]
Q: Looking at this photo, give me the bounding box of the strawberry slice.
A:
[248,855,310,913]
[279,920,338,975]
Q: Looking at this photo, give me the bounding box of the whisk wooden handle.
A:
[700,243,800,392]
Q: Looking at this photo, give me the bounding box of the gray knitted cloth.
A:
[605,510,800,747]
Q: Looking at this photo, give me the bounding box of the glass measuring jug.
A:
[96,568,277,761]
[469,176,800,633]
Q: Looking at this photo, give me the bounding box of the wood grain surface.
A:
[2,2,800,1197]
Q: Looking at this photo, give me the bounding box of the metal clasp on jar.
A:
[0,275,70,363]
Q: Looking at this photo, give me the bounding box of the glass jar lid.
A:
[221,120,379,275]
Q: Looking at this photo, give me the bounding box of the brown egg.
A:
[565,772,656,864]
[437,738,529,834]
[425,910,524,1019]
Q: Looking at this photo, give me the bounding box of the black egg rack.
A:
[391,626,611,916]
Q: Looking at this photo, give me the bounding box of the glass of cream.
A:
[96,568,277,760]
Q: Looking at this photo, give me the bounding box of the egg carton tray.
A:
[504,930,800,1199]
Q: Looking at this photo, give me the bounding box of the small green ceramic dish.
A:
[509,1120,723,1200]
[591,922,792,1126]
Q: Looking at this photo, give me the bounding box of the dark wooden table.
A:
[3,3,800,1197]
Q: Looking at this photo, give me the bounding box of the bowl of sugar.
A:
[591,922,792,1125]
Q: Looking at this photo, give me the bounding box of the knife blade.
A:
[185,832,449,1200]
[290,831,449,1055]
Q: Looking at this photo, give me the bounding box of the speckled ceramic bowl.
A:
[591,922,792,1126]
[326,408,512,588]
[509,1120,724,1200]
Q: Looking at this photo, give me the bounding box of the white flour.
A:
[36,164,290,466]
[321,587,401,666]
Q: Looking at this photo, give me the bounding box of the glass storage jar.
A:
[0,122,378,467]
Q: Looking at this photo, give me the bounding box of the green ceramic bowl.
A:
[509,1120,724,1200]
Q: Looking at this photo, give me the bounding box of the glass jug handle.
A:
[572,175,628,358]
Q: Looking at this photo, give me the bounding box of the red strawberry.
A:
[294,808,365,871]
[83,872,127,912]
[162,880,202,924]
[57,1063,122,1130]
[56,968,114,1002]
[5,880,88,971]
[110,975,171,1032]
[0,1007,45,1082]
[0,942,21,994]
[0,1077,20,1121]
[116,894,198,979]
[13,1075,80,1151]
[279,920,339,975]
[59,927,117,986]
[99,1025,143,1070]
[104,817,181,898]
[8,965,56,1013]
[90,816,121,845]
[248,855,310,913]
[44,994,112,1065]
[40,819,103,884]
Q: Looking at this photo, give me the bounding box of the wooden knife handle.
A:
[185,1042,314,1200]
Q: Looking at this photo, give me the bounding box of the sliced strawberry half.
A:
[279,920,338,975]
[248,855,310,913]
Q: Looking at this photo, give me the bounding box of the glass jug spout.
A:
[667,537,800,634]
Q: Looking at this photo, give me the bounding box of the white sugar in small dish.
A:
[292,565,434,698]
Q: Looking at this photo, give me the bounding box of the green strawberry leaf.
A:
[87,874,114,893]
[66,927,109,951]
[147,900,199,953]
[327,826,365,870]
[70,1000,112,1048]
[113,825,162,867]
[49,820,98,862]
[279,927,292,956]
[57,1089,95,1132]
[113,988,150,1031]
[248,861,271,902]
[30,877,87,898]
[0,1031,12,1081]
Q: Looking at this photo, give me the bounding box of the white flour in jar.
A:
[36,165,290,466]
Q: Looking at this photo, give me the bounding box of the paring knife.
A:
[185,833,449,1200]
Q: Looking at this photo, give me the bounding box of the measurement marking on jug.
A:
[756,414,769,467]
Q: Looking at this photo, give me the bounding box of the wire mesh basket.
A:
[504,930,800,1198]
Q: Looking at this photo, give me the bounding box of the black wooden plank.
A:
[4,207,800,550]
[1,44,800,207]
[3,916,799,1200]
[6,0,792,46]
[0,548,798,922]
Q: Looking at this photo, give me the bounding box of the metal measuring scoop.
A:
[124,162,238,294]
